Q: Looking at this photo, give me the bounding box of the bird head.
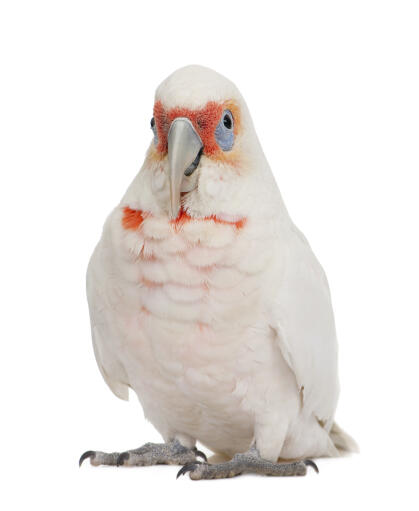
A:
[138,65,273,222]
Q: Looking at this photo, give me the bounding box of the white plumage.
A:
[87,65,353,463]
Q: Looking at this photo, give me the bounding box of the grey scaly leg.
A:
[177,445,318,480]
[79,439,207,467]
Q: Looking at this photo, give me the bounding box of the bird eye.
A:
[214,110,234,151]
[223,113,232,129]
[150,117,158,145]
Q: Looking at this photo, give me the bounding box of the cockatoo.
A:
[80,65,355,480]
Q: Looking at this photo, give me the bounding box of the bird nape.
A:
[79,65,356,480]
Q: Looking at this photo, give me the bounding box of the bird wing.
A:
[86,213,130,400]
[269,222,339,429]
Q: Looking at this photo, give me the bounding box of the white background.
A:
[1,1,418,509]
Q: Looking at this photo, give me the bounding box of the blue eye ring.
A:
[215,110,234,151]
[150,117,158,145]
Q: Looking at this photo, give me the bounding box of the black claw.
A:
[193,448,208,462]
[116,452,130,467]
[304,459,319,474]
[176,462,201,479]
[79,450,95,467]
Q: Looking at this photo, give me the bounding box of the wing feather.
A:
[270,223,339,429]
[86,217,130,401]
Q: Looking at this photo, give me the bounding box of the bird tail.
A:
[330,422,359,454]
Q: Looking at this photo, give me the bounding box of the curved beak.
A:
[167,117,203,219]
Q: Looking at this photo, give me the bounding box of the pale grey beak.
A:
[167,117,203,219]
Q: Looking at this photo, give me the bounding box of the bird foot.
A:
[177,447,318,480]
[79,439,207,467]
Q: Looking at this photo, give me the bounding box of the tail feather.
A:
[330,422,359,454]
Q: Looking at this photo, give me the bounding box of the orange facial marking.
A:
[153,100,239,158]
[153,100,169,154]
[122,207,144,230]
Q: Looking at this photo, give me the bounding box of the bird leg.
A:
[79,439,207,467]
[177,445,318,480]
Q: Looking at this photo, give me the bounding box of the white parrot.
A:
[80,65,355,479]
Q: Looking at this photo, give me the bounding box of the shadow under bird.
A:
[79,65,356,480]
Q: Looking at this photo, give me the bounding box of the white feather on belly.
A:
[89,207,335,459]
[104,210,276,452]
